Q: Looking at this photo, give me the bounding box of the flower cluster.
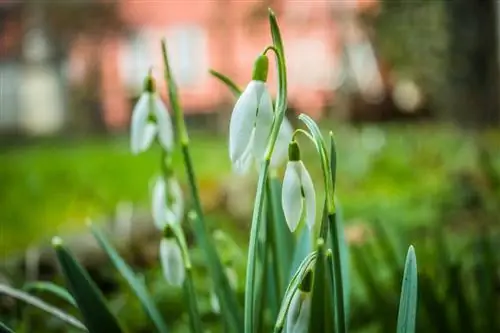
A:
[130,71,185,287]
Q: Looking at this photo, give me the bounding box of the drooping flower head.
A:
[286,269,313,333]
[159,226,185,287]
[152,175,184,230]
[282,140,316,232]
[130,71,174,154]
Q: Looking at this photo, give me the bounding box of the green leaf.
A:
[161,40,242,332]
[23,281,76,307]
[334,198,350,320]
[209,69,242,97]
[0,321,14,333]
[267,176,295,297]
[89,224,169,333]
[289,226,312,281]
[52,237,124,333]
[396,245,418,333]
[183,269,203,333]
[0,283,87,332]
[308,238,334,333]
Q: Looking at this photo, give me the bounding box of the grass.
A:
[0,124,498,257]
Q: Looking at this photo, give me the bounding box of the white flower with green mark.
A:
[286,291,312,333]
[130,73,174,154]
[152,175,184,230]
[229,54,291,174]
[159,237,185,286]
[282,140,316,232]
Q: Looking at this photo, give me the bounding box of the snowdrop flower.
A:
[130,72,174,154]
[285,291,312,333]
[229,54,277,174]
[286,269,313,333]
[282,140,316,232]
[152,175,184,230]
[159,237,185,286]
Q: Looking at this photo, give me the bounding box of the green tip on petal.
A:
[252,54,269,82]
[163,224,175,239]
[299,269,314,293]
[51,236,63,248]
[143,73,156,93]
[288,140,301,161]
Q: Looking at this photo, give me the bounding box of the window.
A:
[120,31,152,93]
[166,25,208,88]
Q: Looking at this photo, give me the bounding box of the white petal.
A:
[130,94,150,154]
[152,177,167,230]
[271,117,294,168]
[253,83,274,161]
[229,81,259,166]
[159,238,185,286]
[282,161,304,232]
[141,123,157,152]
[167,178,184,224]
[154,95,174,152]
[233,127,256,175]
[299,162,316,230]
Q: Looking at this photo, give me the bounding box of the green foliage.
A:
[52,237,124,333]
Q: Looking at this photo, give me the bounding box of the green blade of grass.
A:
[183,268,203,333]
[208,70,242,97]
[52,237,124,333]
[0,283,87,332]
[0,321,14,333]
[23,281,76,307]
[396,245,418,333]
[89,224,168,333]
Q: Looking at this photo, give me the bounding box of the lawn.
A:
[1,124,498,257]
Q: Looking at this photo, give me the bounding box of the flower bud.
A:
[159,238,185,286]
[252,54,269,82]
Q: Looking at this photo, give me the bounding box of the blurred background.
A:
[1,0,499,332]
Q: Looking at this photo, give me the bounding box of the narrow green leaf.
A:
[23,281,76,307]
[334,198,350,319]
[183,268,203,333]
[309,238,333,333]
[209,69,242,97]
[162,40,242,332]
[90,224,168,333]
[274,251,318,332]
[0,321,14,333]
[245,161,270,333]
[0,283,87,332]
[52,237,124,333]
[396,245,418,333]
[267,176,295,297]
[289,226,312,281]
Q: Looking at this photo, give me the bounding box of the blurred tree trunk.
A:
[446,0,500,128]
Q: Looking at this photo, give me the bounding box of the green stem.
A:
[328,213,346,333]
[183,267,203,333]
[161,39,242,331]
[244,160,270,333]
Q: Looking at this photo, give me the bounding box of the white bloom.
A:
[285,291,311,333]
[159,238,185,286]
[130,92,174,154]
[152,176,184,230]
[271,117,294,168]
[229,80,274,174]
[282,161,316,232]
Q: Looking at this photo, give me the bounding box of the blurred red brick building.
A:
[68,0,378,130]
